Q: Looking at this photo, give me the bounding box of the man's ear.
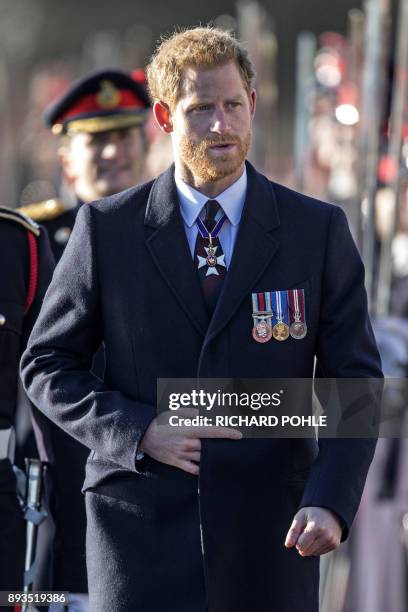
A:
[153,101,173,134]
[58,143,76,185]
[249,89,257,119]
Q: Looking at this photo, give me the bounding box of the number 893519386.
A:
[4,592,67,605]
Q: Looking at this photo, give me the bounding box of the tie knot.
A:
[204,200,221,231]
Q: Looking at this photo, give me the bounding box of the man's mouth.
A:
[207,143,237,152]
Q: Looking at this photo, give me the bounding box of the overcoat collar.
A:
[144,161,280,341]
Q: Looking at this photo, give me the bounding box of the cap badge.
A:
[96,80,121,109]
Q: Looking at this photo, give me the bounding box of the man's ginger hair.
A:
[146,27,256,110]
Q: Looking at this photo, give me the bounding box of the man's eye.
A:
[193,105,211,112]
[228,102,241,108]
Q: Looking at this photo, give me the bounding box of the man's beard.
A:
[178,131,251,183]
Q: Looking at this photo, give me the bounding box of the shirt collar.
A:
[175,166,247,228]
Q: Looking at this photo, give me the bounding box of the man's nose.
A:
[101,142,122,160]
[210,108,231,134]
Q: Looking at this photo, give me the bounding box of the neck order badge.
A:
[196,213,227,276]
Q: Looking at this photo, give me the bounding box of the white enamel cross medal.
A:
[196,214,227,276]
[197,242,226,276]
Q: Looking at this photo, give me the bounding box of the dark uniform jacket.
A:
[21,162,383,612]
[0,209,54,602]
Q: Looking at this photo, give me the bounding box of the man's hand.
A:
[139,409,242,475]
[284,506,342,556]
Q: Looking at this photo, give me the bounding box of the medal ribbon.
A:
[196,214,227,240]
[294,289,300,320]
[251,292,273,321]
[271,290,289,325]
[298,289,306,322]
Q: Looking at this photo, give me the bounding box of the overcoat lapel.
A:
[205,162,280,345]
[144,165,210,336]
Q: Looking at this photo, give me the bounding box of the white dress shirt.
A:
[175,167,248,268]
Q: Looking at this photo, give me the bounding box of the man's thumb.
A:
[284,510,307,548]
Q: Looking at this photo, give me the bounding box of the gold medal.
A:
[290,320,307,340]
[252,320,273,343]
[272,321,290,341]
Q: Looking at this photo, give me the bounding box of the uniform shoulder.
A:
[18,198,68,223]
[0,206,40,236]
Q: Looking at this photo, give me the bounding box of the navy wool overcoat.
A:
[21,162,383,612]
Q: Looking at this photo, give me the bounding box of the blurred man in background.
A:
[20,69,150,260]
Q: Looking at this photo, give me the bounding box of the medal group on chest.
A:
[251,289,307,343]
